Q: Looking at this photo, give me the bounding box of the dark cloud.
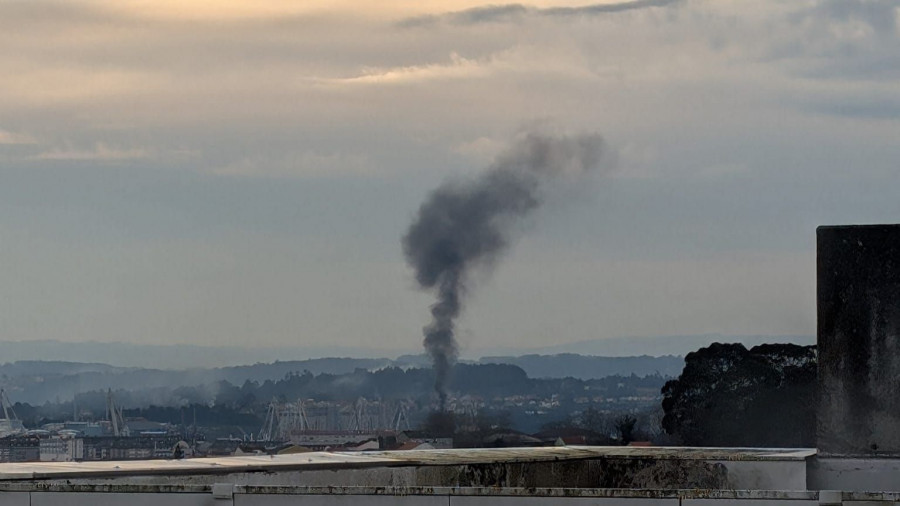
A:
[399,0,682,27]
[760,1,900,82]
[543,0,683,16]
[798,53,900,81]
[805,0,899,35]
[801,96,900,121]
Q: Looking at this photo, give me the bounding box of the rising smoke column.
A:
[403,131,605,409]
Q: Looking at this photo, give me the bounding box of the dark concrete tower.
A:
[818,225,900,456]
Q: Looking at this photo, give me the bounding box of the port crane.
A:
[106,389,130,437]
[0,388,25,437]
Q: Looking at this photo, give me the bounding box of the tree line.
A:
[660,342,816,447]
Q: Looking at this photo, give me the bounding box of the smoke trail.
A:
[403,131,605,408]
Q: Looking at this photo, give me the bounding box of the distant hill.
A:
[0,360,125,377]
[0,354,681,405]
[477,354,685,379]
[0,338,814,405]
[0,340,411,370]
[467,334,815,358]
[213,357,402,383]
[0,357,418,404]
[0,334,814,370]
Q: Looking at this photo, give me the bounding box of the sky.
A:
[1,0,899,357]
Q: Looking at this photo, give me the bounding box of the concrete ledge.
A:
[0,484,821,499]
[0,447,816,491]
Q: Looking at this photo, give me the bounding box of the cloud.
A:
[322,44,608,90]
[400,4,530,26]
[543,0,682,16]
[801,0,899,36]
[4,0,900,351]
[453,136,508,164]
[0,67,168,108]
[399,0,682,26]
[34,143,150,161]
[761,0,900,82]
[0,129,37,145]
[321,53,490,86]
[800,95,900,121]
[208,151,374,179]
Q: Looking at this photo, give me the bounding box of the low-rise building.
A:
[40,436,85,462]
[0,436,40,462]
[82,436,183,461]
[289,432,380,451]
[397,431,453,449]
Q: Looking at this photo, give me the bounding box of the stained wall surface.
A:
[0,447,814,492]
[0,486,826,506]
[808,457,900,491]
[818,225,900,456]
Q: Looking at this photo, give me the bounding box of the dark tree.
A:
[614,414,637,445]
[661,343,816,447]
[422,411,456,437]
[475,409,513,434]
[579,407,609,436]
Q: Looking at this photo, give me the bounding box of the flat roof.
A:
[0,446,816,481]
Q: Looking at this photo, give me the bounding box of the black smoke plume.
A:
[403,131,605,409]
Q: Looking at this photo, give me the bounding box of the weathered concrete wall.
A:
[808,457,900,492]
[0,492,27,506]
[0,448,814,493]
[41,456,809,491]
[233,496,445,506]
[29,492,217,506]
[0,486,825,506]
[443,499,673,506]
[818,225,900,456]
[714,461,806,491]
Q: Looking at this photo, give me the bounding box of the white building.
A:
[39,437,84,462]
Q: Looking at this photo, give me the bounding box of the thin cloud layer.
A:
[209,151,374,179]
[0,0,899,350]
[324,53,491,86]
[34,143,150,161]
[399,0,682,27]
[0,130,37,145]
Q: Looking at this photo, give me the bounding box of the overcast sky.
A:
[1,0,898,356]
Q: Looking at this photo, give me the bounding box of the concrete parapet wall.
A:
[29,455,805,491]
[13,483,900,506]
[0,448,814,491]
[0,485,831,506]
[3,487,897,505]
